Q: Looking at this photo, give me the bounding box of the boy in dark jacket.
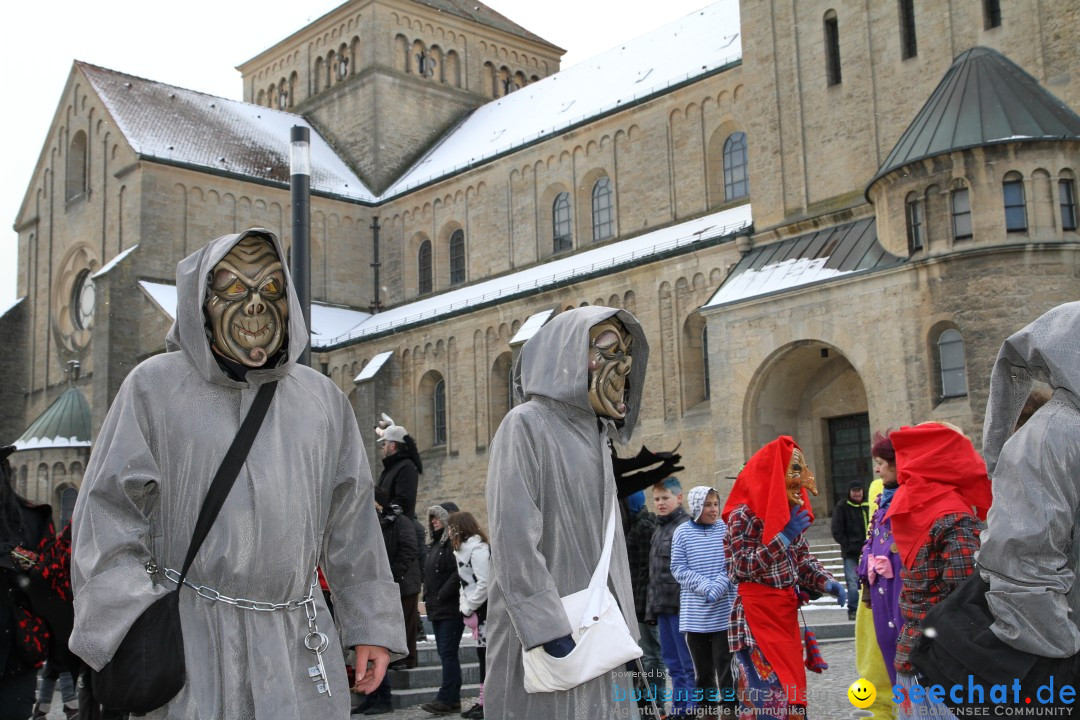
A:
[421,503,463,715]
[625,490,665,705]
[358,490,420,715]
[647,477,693,716]
[831,482,869,620]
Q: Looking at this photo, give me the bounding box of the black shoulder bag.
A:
[910,564,1080,711]
[90,381,278,713]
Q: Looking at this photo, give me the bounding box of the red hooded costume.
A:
[885,424,992,569]
[723,436,824,708]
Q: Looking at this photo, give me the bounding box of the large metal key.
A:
[305,630,332,697]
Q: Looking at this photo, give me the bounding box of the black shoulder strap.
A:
[177,380,278,586]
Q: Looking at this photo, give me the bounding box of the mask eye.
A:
[593,330,619,350]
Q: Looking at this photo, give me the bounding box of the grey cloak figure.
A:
[485,306,648,719]
[69,228,406,719]
[979,300,1080,658]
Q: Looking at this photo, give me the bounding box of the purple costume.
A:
[857,490,904,685]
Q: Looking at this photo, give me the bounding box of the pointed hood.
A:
[722,436,814,541]
[983,301,1080,477]
[164,228,307,387]
[512,306,649,444]
[885,423,993,568]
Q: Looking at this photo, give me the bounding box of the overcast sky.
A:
[0,0,713,309]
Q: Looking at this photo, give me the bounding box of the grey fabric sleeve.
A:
[982,415,1080,657]
[487,412,573,650]
[321,392,407,657]
[69,374,171,671]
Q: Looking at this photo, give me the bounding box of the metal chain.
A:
[162,567,318,613]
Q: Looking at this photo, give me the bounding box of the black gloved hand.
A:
[542,635,576,658]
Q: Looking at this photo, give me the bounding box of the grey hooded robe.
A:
[485,306,648,720]
[979,301,1080,658]
[69,229,406,719]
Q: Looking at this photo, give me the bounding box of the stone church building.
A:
[4,0,1078,525]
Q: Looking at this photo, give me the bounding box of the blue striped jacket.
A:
[670,519,736,633]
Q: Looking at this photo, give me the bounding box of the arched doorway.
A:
[743,340,872,516]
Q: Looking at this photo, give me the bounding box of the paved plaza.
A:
[45,639,876,719]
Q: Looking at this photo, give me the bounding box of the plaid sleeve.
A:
[793,535,834,593]
[727,505,790,584]
[895,513,981,672]
[937,515,980,592]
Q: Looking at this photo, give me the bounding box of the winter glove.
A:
[824,580,847,608]
[779,506,812,544]
[542,635,576,658]
[463,612,479,639]
[704,583,722,603]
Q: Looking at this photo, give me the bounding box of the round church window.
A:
[72,269,95,330]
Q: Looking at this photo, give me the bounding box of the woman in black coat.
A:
[420,502,462,715]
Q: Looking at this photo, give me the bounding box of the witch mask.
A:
[587,318,633,420]
[205,235,288,367]
[785,448,819,507]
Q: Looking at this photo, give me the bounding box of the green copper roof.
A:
[868,47,1080,193]
[14,387,92,450]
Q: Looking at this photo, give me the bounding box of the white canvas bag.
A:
[522,497,643,693]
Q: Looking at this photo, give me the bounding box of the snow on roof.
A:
[510,309,554,346]
[705,217,903,308]
[15,437,92,450]
[79,62,375,202]
[327,202,751,346]
[0,296,25,318]
[92,245,139,279]
[708,257,854,307]
[381,0,741,197]
[354,351,394,383]
[138,281,371,350]
[14,387,93,451]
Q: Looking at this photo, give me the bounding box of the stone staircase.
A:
[364,635,483,710]
[803,521,856,641]
[376,528,854,710]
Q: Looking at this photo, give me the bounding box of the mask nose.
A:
[245,292,265,316]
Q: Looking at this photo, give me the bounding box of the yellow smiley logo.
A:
[847,678,876,709]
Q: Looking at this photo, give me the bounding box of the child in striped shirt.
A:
[671,486,737,717]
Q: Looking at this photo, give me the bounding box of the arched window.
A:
[67,130,88,200]
[937,329,968,398]
[449,230,465,285]
[951,187,972,240]
[36,464,49,505]
[1002,173,1027,232]
[60,487,78,527]
[702,326,711,400]
[824,10,842,86]
[553,192,573,252]
[899,0,917,60]
[592,177,614,242]
[434,378,447,445]
[1060,175,1077,231]
[905,191,925,252]
[723,132,749,201]
[489,352,513,439]
[418,240,433,294]
[681,314,709,408]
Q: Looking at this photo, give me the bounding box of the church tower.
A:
[237,0,564,193]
